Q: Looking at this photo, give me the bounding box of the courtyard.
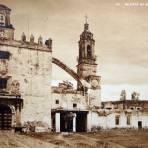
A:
[0,129,148,148]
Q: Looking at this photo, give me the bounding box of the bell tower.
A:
[77,18,101,107]
[0,4,14,39]
[77,20,97,80]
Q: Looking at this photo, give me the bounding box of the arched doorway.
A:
[0,104,12,129]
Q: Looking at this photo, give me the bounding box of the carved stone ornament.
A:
[0,29,4,38]
[0,59,8,75]
[91,79,99,89]
[11,80,20,95]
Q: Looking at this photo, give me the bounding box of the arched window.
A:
[79,45,82,59]
[87,45,92,58]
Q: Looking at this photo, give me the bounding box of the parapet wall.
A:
[0,36,52,52]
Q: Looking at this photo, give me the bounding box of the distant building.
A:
[96,100,148,129]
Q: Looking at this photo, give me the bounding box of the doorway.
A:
[0,104,12,130]
[60,112,73,132]
[76,112,87,132]
[138,121,142,129]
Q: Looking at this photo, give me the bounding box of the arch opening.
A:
[52,57,84,91]
[87,45,92,58]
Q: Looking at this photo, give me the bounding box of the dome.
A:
[0,4,11,11]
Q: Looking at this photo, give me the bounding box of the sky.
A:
[1,0,148,100]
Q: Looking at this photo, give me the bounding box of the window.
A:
[55,100,59,104]
[87,45,92,58]
[73,103,77,108]
[0,15,5,26]
[114,104,118,109]
[0,51,10,59]
[0,15,3,21]
[115,115,120,125]
[106,107,112,110]
[127,115,131,125]
[137,107,141,110]
[0,78,7,89]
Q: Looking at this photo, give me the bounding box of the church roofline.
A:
[0,38,52,52]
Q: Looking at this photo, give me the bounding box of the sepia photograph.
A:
[0,0,148,147]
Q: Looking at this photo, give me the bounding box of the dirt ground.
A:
[0,129,148,148]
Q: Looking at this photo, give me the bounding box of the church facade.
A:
[0,4,148,132]
[0,4,52,130]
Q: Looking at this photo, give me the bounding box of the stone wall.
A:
[0,40,52,127]
[51,92,88,111]
[91,103,148,129]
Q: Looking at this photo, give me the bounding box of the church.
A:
[0,4,148,132]
[0,4,52,130]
